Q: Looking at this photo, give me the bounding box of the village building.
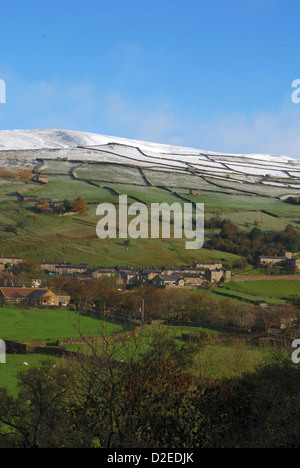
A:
[151,275,185,288]
[161,266,176,275]
[18,194,39,203]
[35,198,65,213]
[55,264,88,276]
[138,268,162,283]
[0,255,23,267]
[92,267,118,278]
[205,269,231,283]
[259,251,300,271]
[180,266,204,275]
[193,260,223,270]
[56,293,71,307]
[290,258,300,272]
[189,189,202,196]
[40,261,72,272]
[0,286,66,307]
[39,262,89,275]
[182,274,205,286]
[120,271,139,286]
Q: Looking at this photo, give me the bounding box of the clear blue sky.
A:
[1,0,300,157]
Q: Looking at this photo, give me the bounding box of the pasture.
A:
[0,307,127,344]
[224,279,300,300]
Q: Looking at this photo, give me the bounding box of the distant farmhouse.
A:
[18,194,38,203]
[259,250,300,272]
[189,189,202,196]
[17,194,69,215]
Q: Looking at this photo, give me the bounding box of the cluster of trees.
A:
[48,276,299,332]
[1,329,300,448]
[39,195,87,215]
[0,261,43,288]
[48,276,236,322]
[205,221,300,264]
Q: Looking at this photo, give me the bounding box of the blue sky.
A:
[1,0,300,158]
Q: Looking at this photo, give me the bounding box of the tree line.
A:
[205,219,300,265]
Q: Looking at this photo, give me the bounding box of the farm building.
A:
[259,251,300,271]
[193,260,223,270]
[205,269,231,283]
[183,274,205,286]
[151,275,185,288]
[0,287,64,307]
[190,189,202,196]
[0,255,23,267]
[18,194,38,202]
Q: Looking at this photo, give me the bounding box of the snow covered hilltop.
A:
[0,129,300,194]
[0,128,297,162]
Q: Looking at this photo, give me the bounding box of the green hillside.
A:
[0,159,298,267]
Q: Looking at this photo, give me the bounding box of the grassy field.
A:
[0,354,61,396]
[191,343,273,379]
[177,189,300,217]
[0,307,127,344]
[224,279,300,299]
[0,324,271,396]
[0,305,129,395]
[213,287,286,305]
[74,163,147,185]
[62,323,273,381]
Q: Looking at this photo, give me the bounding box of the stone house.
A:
[56,294,71,306]
[259,251,299,271]
[0,287,62,307]
[151,275,184,288]
[0,255,23,268]
[18,194,39,203]
[120,271,139,286]
[189,189,202,196]
[183,274,204,286]
[92,267,118,278]
[139,268,162,283]
[40,262,72,273]
[193,261,223,270]
[205,269,231,283]
[259,255,288,267]
[55,264,88,276]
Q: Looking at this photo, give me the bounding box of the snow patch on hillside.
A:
[0,129,296,164]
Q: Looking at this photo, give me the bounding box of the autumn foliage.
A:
[71,195,87,213]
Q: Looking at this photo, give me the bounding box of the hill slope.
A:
[0,129,299,267]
